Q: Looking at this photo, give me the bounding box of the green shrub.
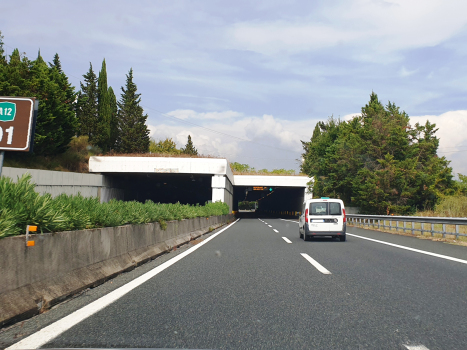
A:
[0,174,230,238]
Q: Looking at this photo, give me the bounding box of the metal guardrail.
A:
[347,214,467,239]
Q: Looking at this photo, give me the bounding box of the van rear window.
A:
[310,202,341,215]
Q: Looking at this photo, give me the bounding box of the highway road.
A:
[2,218,467,349]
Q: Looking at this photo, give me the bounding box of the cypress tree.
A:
[95,59,112,152]
[117,68,149,153]
[108,86,118,151]
[182,135,198,155]
[76,63,98,142]
[0,31,7,94]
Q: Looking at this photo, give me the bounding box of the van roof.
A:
[306,198,344,204]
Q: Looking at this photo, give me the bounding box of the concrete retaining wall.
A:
[0,214,234,327]
[2,167,124,202]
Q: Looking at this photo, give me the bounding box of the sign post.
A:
[0,97,38,177]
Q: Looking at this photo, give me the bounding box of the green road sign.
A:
[0,102,16,122]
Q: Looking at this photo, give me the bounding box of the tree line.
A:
[300,92,459,214]
[230,162,296,175]
[0,31,172,157]
[149,135,198,156]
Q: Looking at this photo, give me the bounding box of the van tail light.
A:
[305,208,308,222]
[343,208,346,223]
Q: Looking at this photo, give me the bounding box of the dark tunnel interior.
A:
[109,173,213,205]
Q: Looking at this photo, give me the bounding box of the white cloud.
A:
[410,110,467,151]
[166,109,243,120]
[147,110,319,170]
[410,110,467,175]
[226,0,467,61]
[399,67,418,77]
[343,113,361,121]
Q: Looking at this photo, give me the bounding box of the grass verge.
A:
[347,221,467,247]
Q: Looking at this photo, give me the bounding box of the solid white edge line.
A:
[6,219,240,350]
[273,229,279,233]
[300,253,332,274]
[347,233,467,265]
[282,237,292,244]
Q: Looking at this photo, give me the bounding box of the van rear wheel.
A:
[339,235,346,242]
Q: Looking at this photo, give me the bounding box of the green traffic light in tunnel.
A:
[269,187,273,191]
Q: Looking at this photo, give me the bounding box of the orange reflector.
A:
[26,241,35,247]
[29,226,38,232]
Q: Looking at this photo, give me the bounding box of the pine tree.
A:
[76,63,98,142]
[149,138,182,154]
[95,59,112,152]
[117,68,149,153]
[182,135,198,155]
[48,53,77,152]
[50,53,62,72]
[28,51,76,155]
[0,48,30,96]
[301,92,454,214]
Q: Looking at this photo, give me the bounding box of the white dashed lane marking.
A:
[282,237,292,244]
[280,218,299,223]
[404,344,430,350]
[300,253,332,275]
[273,229,279,233]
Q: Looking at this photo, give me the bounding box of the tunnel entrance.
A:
[108,173,213,205]
[233,186,305,218]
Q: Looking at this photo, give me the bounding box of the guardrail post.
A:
[403,221,406,233]
[421,222,425,236]
[431,223,435,237]
[411,221,414,235]
[378,219,380,229]
[456,225,459,240]
[396,220,399,232]
[442,224,446,238]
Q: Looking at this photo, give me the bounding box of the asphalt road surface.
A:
[3,218,467,350]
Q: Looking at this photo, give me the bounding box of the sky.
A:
[2,0,467,175]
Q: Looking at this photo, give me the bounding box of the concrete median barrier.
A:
[0,214,234,328]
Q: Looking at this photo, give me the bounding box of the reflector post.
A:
[26,225,38,247]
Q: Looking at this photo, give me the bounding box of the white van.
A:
[299,197,346,241]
